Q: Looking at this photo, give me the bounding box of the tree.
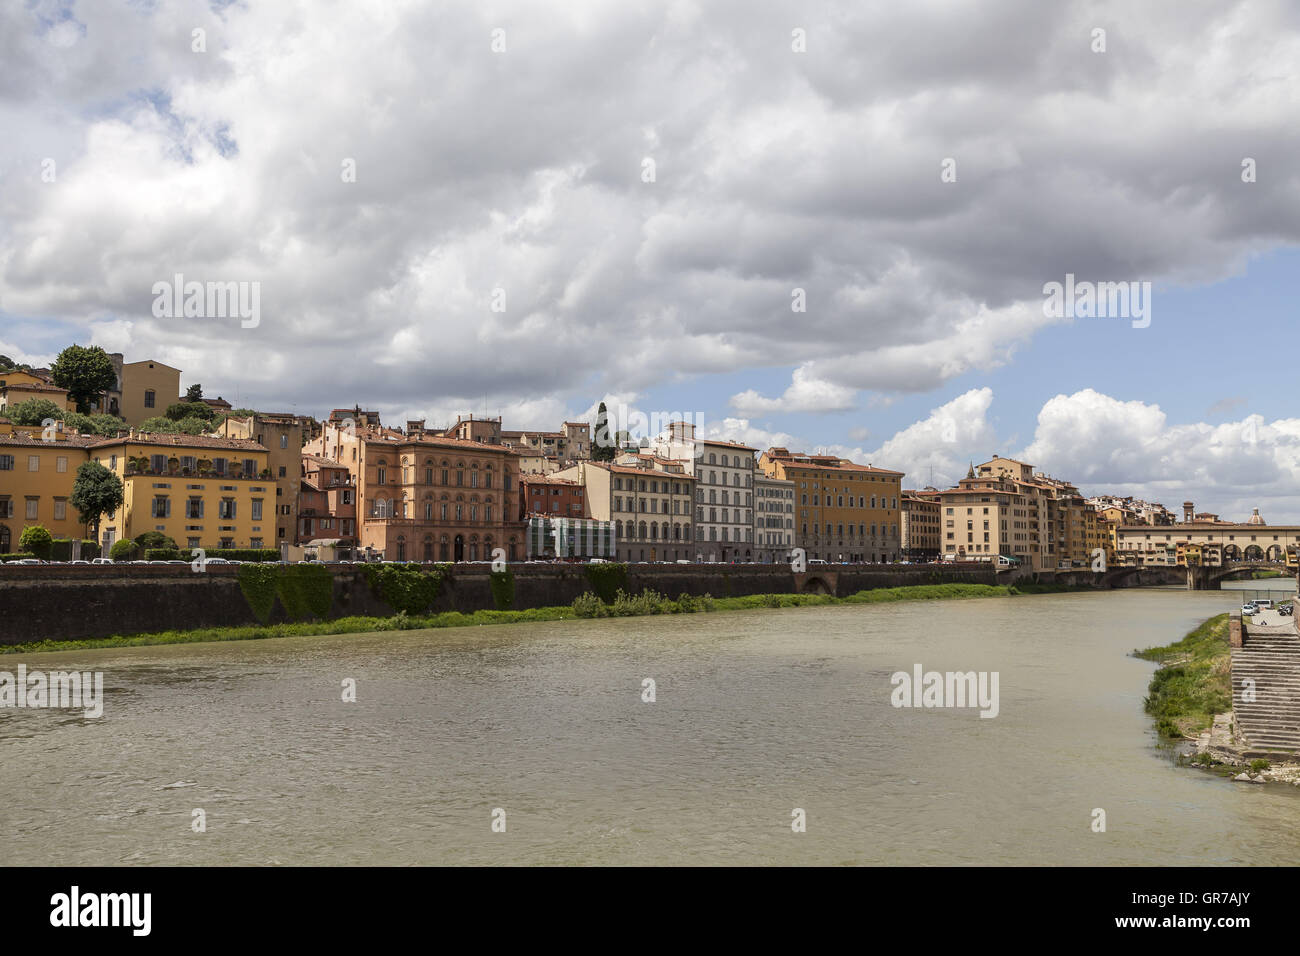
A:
[185,384,203,402]
[70,461,124,541]
[63,412,128,437]
[134,530,177,550]
[592,402,615,461]
[140,415,208,435]
[164,400,214,422]
[19,525,53,560]
[0,355,14,370]
[50,345,117,413]
[7,397,65,426]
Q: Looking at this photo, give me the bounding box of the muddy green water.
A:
[3,583,1299,865]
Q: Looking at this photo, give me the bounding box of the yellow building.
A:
[90,433,271,551]
[0,432,98,551]
[758,447,904,562]
[218,412,311,545]
[0,369,74,416]
[116,359,182,427]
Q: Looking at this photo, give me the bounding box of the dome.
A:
[1246,508,1266,526]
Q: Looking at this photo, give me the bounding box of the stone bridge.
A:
[1187,561,1294,591]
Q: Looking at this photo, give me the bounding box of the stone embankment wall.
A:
[0,563,1005,645]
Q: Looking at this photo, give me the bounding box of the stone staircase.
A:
[1231,628,1300,754]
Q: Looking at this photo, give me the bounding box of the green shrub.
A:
[49,538,73,562]
[571,591,608,618]
[0,552,36,562]
[1249,758,1271,773]
[489,568,515,610]
[80,540,100,559]
[19,525,53,560]
[109,539,138,562]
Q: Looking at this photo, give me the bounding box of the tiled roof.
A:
[0,382,68,394]
[90,434,268,451]
[0,433,100,448]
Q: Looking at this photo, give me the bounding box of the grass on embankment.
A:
[1133,613,1232,739]
[3,580,1067,656]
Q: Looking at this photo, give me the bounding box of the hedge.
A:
[0,552,36,562]
[141,548,279,563]
[584,562,629,604]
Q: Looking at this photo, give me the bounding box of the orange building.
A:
[758,448,904,562]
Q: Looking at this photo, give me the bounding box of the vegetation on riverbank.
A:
[1134,613,1232,739]
[3,580,1042,655]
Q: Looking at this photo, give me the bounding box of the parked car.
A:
[12,558,43,565]
[1242,603,1259,614]
[1256,599,1274,609]
[91,557,114,565]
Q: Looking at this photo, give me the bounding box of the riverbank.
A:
[3,580,1064,655]
[1136,612,1300,782]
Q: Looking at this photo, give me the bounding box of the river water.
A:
[4,581,1299,865]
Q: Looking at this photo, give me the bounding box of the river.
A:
[3,580,1299,865]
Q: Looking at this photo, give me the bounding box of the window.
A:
[28,455,39,472]
[144,389,155,408]
[186,497,203,519]
[56,456,67,473]
[0,455,12,470]
[25,498,38,519]
[54,499,67,520]
[251,499,263,520]
[280,435,288,449]
[219,498,236,519]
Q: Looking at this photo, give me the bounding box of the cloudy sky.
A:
[3,0,1299,518]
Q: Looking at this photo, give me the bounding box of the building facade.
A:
[554,458,696,562]
[304,420,526,562]
[901,489,942,562]
[650,422,755,562]
[298,454,357,545]
[753,473,794,563]
[758,447,903,563]
[520,474,587,520]
[0,431,98,551]
[219,412,311,544]
[90,433,272,551]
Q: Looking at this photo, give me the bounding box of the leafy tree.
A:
[164,400,214,422]
[51,345,117,413]
[7,397,65,426]
[70,461,124,541]
[0,355,14,370]
[134,530,178,550]
[19,525,53,560]
[140,415,209,435]
[592,401,615,461]
[185,384,203,402]
[63,411,128,437]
